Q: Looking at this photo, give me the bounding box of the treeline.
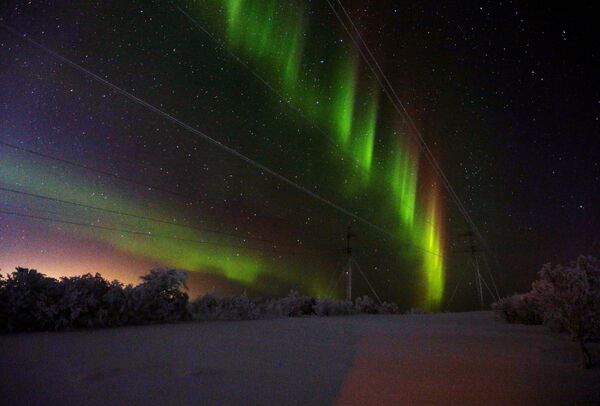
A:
[0,268,189,332]
[492,255,600,368]
[0,267,403,333]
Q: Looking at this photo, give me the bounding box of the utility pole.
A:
[326,225,382,304]
[473,257,484,311]
[345,225,354,301]
[454,230,487,310]
[466,231,485,310]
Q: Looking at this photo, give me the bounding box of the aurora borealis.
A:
[186,0,446,306]
[1,1,597,310]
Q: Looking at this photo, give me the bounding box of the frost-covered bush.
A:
[313,298,355,316]
[491,293,542,325]
[265,290,316,317]
[377,301,400,314]
[125,269,189,323]
[101,280,128,326]
[2,268,60,332]
[216,294,260,320]
[492,255,600,368]
[188,292,220,320]
[354,295,379,314]
[532,256,600,368]
[189,293,259,321]
[53,273,123,329]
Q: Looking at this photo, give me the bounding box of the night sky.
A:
[0,1,597,310]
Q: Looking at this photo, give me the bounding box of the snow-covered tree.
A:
[492,255,600,368]
[127,268,190,323]
[54,273,116,329]
[531,256,600,368]
[2,268,60,331]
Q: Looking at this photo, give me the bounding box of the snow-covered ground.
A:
[1,312,598,405]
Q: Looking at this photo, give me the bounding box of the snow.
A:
[1,312,599,405]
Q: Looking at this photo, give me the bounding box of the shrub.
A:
[265,290,316,317]
[101,280,128,326]
[188,292,220,320]
[377,301,400,314]
[355,295,379,314]
[189,293,259,321]
[189,293,260,320]
[217,294,260,320]
[491,293,542,325]
[532,256,600,368]
[313,298,355,316]
[54,273,119,329]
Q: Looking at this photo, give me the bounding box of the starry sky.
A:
[0,1,597,310]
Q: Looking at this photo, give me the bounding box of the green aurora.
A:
[191,0,446,308]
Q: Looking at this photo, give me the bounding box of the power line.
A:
[0,185,325,251]
[176,6,346,171]
[0,138,283,223]
[176,5,440,236]
[0,24,401,242]
[446,268,466,309]
[327,0,498,281]
[0,25,447,259]
[176,6,428,221]
[0,140,190,200]
[0,201,101,224]
[0,207,331,257]
[353,258,383,305]
[481,252,501,299]
[330,0,491,253]
[0,134,445,258]
[0,136,353,250]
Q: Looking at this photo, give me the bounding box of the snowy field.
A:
[1,312,599,406]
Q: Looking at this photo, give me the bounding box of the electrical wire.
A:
[0,185,328,252]
[327,0,499,287]
[0,138,281,222]
[0,24,405,243]
[0,24,447,259]
[0,207,333,257]
[175,6,430,221]
[0,136,444,257]
[328,1,481,237]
